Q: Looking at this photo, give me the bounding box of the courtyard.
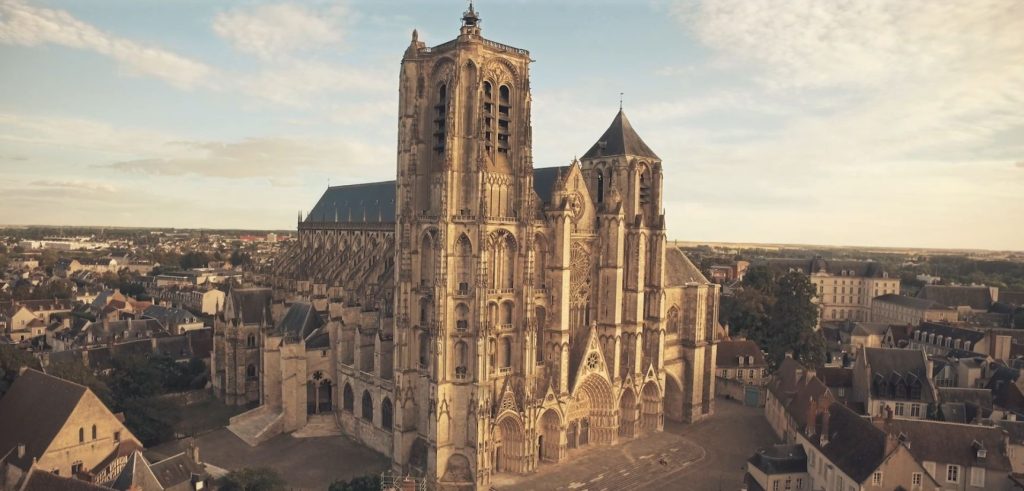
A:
[495,399,775,490]
[147,428,390,490]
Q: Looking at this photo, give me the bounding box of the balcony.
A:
[497,366,512,374]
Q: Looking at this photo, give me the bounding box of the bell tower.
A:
[393,3,537,487]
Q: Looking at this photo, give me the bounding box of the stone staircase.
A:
[291,413,342,438]
[227,406,283,447]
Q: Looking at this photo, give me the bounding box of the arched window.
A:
[455,303,469,332]
[455,341,469,379]
[78,427,84,443]
[455,235,473,292]
[596,170,605,203]
[246,334,256,348]
[501,302,513,325]
[361,391,374,423]
[381,397,393,430]
[246,364,257,379]
[499,85,510,103]
[419,331,430,369]
[420,234,435,287]
[639,167,651,206]
[535,307,546,363]
[534,234,547,290]
[435,84,447,154]
[500,337,512,368]
[91,425,97,440]
[492,233,517,289]
[343,383,354,412]
[483,81,492,99]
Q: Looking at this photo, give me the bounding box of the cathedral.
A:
[213,5,719,489]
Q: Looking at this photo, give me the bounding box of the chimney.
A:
[820,409,831,445]
[17,444,25,459]
[806,398,819,437]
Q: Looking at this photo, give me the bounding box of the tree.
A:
[330,475,382,491]
[48,361,112,405]
[721,268,823,370]
[0,346,41,398]
[219,467,287,491]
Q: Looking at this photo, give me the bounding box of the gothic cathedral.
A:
[215,6,719,489]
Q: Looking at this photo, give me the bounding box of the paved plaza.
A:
[496,400,776,490]
[148,428,390,491]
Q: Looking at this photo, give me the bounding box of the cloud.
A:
[213,2,347,60]
[240,59,390,107]
[1017,161,1024,169]
[29,179,117,193]
[0,0,212,89]
[107,136,391,181]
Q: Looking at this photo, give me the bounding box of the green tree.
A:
[219,467,287,491]
[765,272,823,368]
[48,361,112,405]
[0,346,41,397]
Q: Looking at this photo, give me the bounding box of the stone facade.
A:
[225,6,719,489]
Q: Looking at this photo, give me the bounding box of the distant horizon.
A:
[3,223,1021,255]
[1,1,1021,250]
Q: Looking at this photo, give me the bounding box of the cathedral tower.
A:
[393,4,540,486]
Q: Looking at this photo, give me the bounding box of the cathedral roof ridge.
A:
[582,108,660,160]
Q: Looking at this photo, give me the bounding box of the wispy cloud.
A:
[0,0,212,89]
[213,2,347,60]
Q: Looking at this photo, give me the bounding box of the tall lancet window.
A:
[596,171,605,204]
[435,84,447,154]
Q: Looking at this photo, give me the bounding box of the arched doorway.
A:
[318,380,333,413]
[569,374,615,447]
[664,374,685,422]
[640,381,662,432]
[537,409,562,463]
[618,388,638,439]
[492,414,525,474]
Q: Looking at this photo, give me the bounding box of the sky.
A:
[0,0,1022,251]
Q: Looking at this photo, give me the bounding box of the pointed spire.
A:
[581,108,660,160]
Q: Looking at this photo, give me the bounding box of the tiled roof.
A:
[148,452,207,489]
[716,339,766,368]
[873,293,946,310]
[813,402,888,483]
[863,347,936,403]
[21,469,113,491]
[0,369,86,470]
[878,419,1012,472]
[763,257,889,278]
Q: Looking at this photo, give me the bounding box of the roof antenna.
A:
[619,92,624,111]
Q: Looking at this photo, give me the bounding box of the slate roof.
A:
[1000,291,1024,307]
[814,402,888,483]
[303,166,574,220]
[305,181,396,223]
[851,322,889,337]
[873,293,946,310]
[581,110,659,160]
[226,288,273,326]
[665,248,709,286]
[748,444,807,475]
[108,451,161,491]
[863,347,936,403]
[142,305,199,331]
[996,420,1024,445]
[763,257,889,278]
[917,285,994,310]
[914,322,986,345]
[716,339,767,368]
[0,369,87,470]
[532,165,569,205]
[878,419,1012,472]
[20,469,114,491]
[148,452,207,490]
[276,302,324,341]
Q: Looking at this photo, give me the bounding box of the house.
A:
[909,322,1012,361]
[817,366,854,405]
[917,285,997,318]
[142,306,204,335]
[764,257,900,324]
[852,347,937,420]
[0,369,142,484]
[849,322,890,354]
[877,418,1015,490]
[871,293,958,326]
[716,338,769,405]
[744,444,808,491]
[882,324,915,349]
